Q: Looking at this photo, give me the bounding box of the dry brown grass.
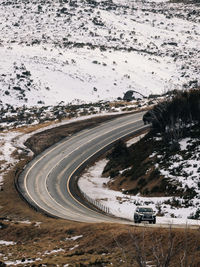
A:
[0,214,200,266]
[10,121,55,134]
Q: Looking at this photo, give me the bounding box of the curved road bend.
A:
[17,112,147,223]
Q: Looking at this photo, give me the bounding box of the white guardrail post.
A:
[79,188,110,214]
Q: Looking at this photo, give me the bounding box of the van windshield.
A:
[138,208,153,212]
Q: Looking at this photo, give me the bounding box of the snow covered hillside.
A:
[0,0,200,107]
[78,137,200,225]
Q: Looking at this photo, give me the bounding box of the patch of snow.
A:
[149,152,157,158]
[0,131,20,188]
[65,235,83,241]
[179,138,191,151]
[126,133,146,147]
[34,222,42,227]
[154,137,162,141]
[78,159,110,201]
[17,220,31,224]
[119,167,131,174]
[69,244,79,251]
[0,240,16,246]
[5,258,41,266]
[146,261,155,267]
[44,248,64,255]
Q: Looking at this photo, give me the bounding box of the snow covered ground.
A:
[155,136,200,220]
[78,136,200,225]
[0,0,199,107]
[4,258,41,266]
[0,131,20,188]
[0,45,177,107]
[0,240,16,246]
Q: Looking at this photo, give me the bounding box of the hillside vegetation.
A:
[144,89,200,146]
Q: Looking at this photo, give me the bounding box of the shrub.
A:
[143,88,200,143]
[109,170,119,178]
[137,178,147,187]
[148,168,160,181]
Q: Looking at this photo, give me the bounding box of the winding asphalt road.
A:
[17,112,148,223]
